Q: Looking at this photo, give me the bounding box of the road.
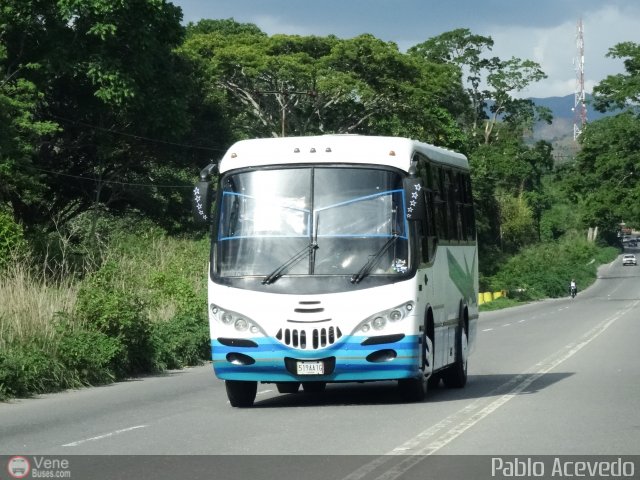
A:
[1,253,639,479]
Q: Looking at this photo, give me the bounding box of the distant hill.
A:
[529,94,614,162]
[530,93,609,123]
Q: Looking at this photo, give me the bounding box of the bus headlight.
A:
[372,317,386,330]
[356,301,415,334]
[209,303,265,335]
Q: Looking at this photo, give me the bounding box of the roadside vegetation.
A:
[2,3,639,400]
[0,214,209,401]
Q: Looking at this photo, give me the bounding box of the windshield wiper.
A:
[262,242,318,285]
[350,233,399,284]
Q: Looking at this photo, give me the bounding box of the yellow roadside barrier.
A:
[479,290,508,304]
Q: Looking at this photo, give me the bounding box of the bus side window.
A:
[417,156,437,262]
[432,166,447,241]
[444,169,458,240]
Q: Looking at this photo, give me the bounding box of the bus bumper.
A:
[210,335,421,382]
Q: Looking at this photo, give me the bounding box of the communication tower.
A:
[573,18,587,140]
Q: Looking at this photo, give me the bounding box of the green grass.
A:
[0,226,211,401]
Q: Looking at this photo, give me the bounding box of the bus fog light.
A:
[250,325,259,334]
[361,324,370,333]
[210,304,219,315]
[406,302,414,311]
[372,317,386,330]
[234,318,248,331]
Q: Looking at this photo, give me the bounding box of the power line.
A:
[48,114,228,153]
[32,167,195,189]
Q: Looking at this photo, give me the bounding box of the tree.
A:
[180,22,467,147]
[1,0,220,234]
[483,57,548,144]
[408,28,492,134]
[565,111,640,236]
[592,41,640,112]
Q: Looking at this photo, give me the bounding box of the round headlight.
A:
[372,316,386,330]
[210,304,219,315]
[361,324,370,333]
[389,310,402,321]
[406,302,414,311]
[250,325,259,334]
[221,313,233,324]
[234,318,248,331]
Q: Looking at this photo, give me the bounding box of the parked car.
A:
[622,254,637,266]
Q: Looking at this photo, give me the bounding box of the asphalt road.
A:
[1,253,639,479]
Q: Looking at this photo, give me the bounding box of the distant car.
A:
[623,254,637,266]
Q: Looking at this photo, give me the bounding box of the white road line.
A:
[62,425,148,447]
[518,319,526,323]
[257,389,273,396]
[339,300,639,480]
[502,323,511,327]
[482,328,493,332]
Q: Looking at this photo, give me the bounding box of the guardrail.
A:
[478,290,507,305]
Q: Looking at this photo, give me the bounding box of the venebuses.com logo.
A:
[7,456,31,479]
[6,455,72,478]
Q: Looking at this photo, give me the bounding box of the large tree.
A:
[592,41,640,113]
[180,21,468,148]
[1,0,223,233]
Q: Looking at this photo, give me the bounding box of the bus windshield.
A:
[216,167,410,279]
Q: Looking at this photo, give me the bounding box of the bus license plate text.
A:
[296,361,324,375]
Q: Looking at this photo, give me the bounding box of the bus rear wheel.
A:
[225,380,257,407]
[442,326,468,388]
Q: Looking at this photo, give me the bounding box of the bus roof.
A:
[217,135,468,174]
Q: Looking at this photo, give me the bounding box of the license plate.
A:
[296,361,324,375]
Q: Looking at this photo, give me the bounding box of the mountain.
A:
[530,93,609,123]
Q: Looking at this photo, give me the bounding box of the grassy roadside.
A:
[0,228,211,401]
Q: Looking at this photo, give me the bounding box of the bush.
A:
[0,341,66,400]
[0,209,27,270]
[55,315,120,385]
[75,261,154,378]
[152,313,210,370]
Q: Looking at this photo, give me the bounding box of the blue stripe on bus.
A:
[210,335,421,381]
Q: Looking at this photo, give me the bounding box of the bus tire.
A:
[225,380,257,407]
[442,323,468,388]
[276,382,300,394]
[398,334,433,402]
[302,382,326,393]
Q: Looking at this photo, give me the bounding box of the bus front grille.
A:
[276,327,342,350]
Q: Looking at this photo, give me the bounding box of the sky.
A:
[172,0,640,99]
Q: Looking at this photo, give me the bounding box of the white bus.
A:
[193,135,478,407]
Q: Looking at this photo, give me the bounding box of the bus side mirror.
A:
[403,177,425,221]
[193,181,215,223]
[193,162,218,224]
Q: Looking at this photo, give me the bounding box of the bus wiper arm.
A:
[350,233,399,284]
[262,242,318,285]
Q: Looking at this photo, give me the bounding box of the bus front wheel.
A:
[398,334,433,402]
[225,380,257,407]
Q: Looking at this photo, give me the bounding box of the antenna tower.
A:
[573,18,587,140]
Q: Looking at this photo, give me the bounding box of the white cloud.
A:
[485,5,638,98]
